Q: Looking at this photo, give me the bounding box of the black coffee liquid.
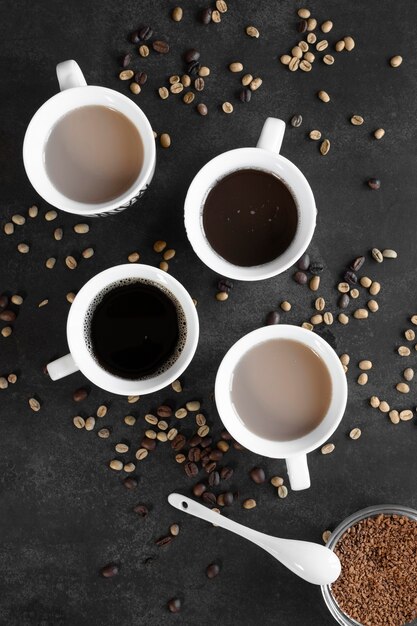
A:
[203,169,298,267]
[90,282,182,379]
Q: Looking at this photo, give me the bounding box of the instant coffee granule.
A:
[331,514,417,626]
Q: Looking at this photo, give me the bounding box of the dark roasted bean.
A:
[206,563,220,578]
[133,504,149,517]
[221,430,232,440]
[189,435,202,447]
[290,114,303,127]
[233,440,245,451]
[205,461,217,474]
[297,253,310,271]
[184,48,200,63]
[223,491,234,506]
[209,450,223,461]
[123,477,138,490]
[187,61,200,75]
[135,71,148,85]
[197,103,208,116]
[265,311,280,325]
[208,471,220,487]
[250,467,266,484]
[367,178,381,190]
[202,491,216,505]
[139,26,153,41]
[218,278,233,293]
[156,535,173,547]
[200,8,212,24]
[171,433,186,451]
[130,31,141,44]
[100,563,119,578]
[293,271,308,285]
[0,310,16,322]
[0,295,8,310]
[350,256,365,272]
[157,405,172,418]
[120,53,132,68]
[297,19,308,32]
[168,598,181,613]
[338,293,350,309]
[188,447,201,463]
[200,436,212,448]
[239,88,251,103]
[152,40,170,54]
[193,483,206,497]
[220,466,234,480]
[344,270,358,285]
[310,261,324,275]
[184,462,198,477]
[141,436,156,451]
[73,387,88,402]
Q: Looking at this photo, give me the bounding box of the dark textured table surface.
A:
[1,1,417,625]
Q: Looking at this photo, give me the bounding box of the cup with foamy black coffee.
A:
[23,60,155,217]
[46,265,199,395]
[184,118,316,281]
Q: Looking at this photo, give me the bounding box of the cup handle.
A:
[256,117,286,154]
[47,354,79,380]
[286,454,311,490]
[56,60,87,91]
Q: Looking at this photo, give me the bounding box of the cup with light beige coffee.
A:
[23,60,155,217]
[215,325,347,490]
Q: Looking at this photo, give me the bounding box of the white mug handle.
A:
[56,60,87,91]
[286,454,311,491]
[256,117,286,154]
[47,354,79,380]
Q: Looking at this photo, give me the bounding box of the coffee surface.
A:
[89,282,183,379]
[231,339,332,441]
[202,169,298,266]
[45,105,143,204]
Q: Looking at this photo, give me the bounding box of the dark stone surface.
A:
[1,1,417,624]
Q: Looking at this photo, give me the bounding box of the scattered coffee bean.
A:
[160,133,171,148]
[278,485,288,498]
[349,428,362,440]
[135,448,148,460]
[318,90,330,103]
[123,476,138,490]
[290,114,303,128]
[4,222,14,235]
[139,45,150,57]
[239,88,251,103]
[323,54,334,65]
[98,428,110,439]
[368,178,381,190]
[249,77,262,91]
[396,382,410,394]
[197,103,208,116]
[309,276,320,291]
[297,253,310,270]
[373,128,385,139]
[133,503,149,517]
[353,308,368,320]
[17,243,30,254]
[398,346,411,356]
[152,40,169,54]
[127,395,140,404]
[73,387,88,402]
[382,248,397,259]
[216,0,227,12]
[280,301,291,312]
[294,271,308,285]
[202,491,216,506]
[243,498,256,509]
[389,410,400,424]
[321,443,335,455]
[168,598,181,613]
[322,530,332,543]
[357,373,368,385]
[310,261,324,275]
[265,311,280,325]
[158,86,169,99]
[85,416,95,431]
[0,310,16,322]
[315,297,325,311]
[28,205,38,218]
[390,55,403,68]
[229,62,243,73]
[171,6,183,21]
[109,459,123,471]
[343,36,355,51]
[379,401,390,413]
[320,139,331,155]
[7,373,17,384]
[200,8,212,24]
[250,467,266,484]
[297,19,308,33]
[297,8,310,18]
[130,82,141,95]
[206,563,220,578]
[246,25,259,38]
[335,40,345,51]
[309,130,321,141]
[403,368,414,381]
[1,326,12,337]
[399,409,413,421]
[369,396,380,408]
[100,563,119,578]
[316,40,328,52]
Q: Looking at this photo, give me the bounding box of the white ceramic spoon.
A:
[168,493,341,585]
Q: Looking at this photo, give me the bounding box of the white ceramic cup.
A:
[184,117,316,281]
[46,264,199,395]
[23,60,156,217]
[215,325,347,490]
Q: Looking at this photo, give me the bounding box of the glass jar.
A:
[321,504,417,626]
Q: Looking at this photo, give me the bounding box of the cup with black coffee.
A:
[47,265,199,395]
[184,118,316,280]
[23,60,155,217]
[215,325,347,490]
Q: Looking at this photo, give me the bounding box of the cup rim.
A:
[184,147,316,281]
[214,325,347,457]
[22,86,156,215]
[66,264,199,395]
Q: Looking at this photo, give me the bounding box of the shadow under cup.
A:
[184,148,316,281]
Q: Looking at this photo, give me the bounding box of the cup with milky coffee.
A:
[215,325,347,490]
[46,264,199,395]
[184,118,316,280]
[23,60,155,216]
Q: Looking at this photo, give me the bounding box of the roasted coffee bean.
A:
[187,61,200,75]
[222,491,234,506]
[265,311,280,325]
[155,535,173,547]
[188,447,201,463]
[157,405,172,418]
[73,387,88,402]
[218,278,233,293]
[220,466,234,480]
[167,598,181,613]
[205,461,217,474]
[0,310,16,322]
[100,563,119,578]
[293,271,308,285]
[184,48,200,63]
[297,253,310,271]
[206,563,220,578]
[290,114,303,128]
[123,476,138,490]
[193,483,206,497]
[135,71,148,85]
[239,88,251,103]
[208,471,220,487]
[344,270,358,285]
[130,31,141,44]
[152,40,169,54]
[189,434,202,447]
[200,436,212,448]
[197,103,208,116]
[120,53,132,68]
[171,434,186,451]
[202,491,217,505]
[310,262,323,275]
[0,295,8,309]
[133,504,149,517]
[200,8,212,23]
[297,19,308,32]
[338,293,350,309]
[138,25,153,41]
[209,450,223,461]
[184,462,198,477]
[250,467,266,484]
[350,256,365,272]
[368,178,381,190]
[141,436,156,451]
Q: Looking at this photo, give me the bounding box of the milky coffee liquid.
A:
[44,105,143,203]
[231,339,332,441]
